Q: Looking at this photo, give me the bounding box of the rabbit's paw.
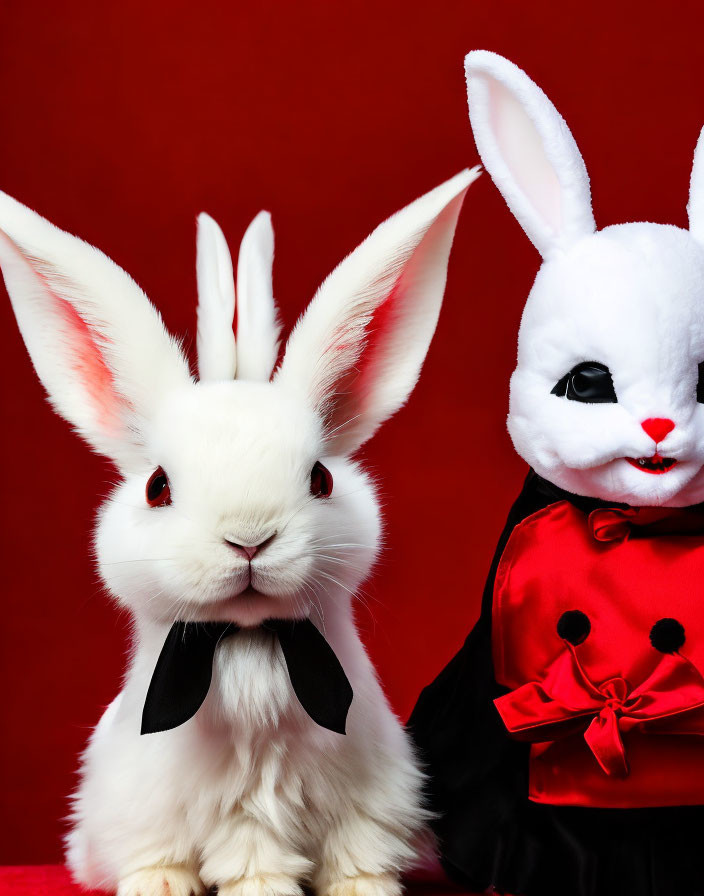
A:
[117,865,205,896]
[320,874,402,896]
[217,873,304,896]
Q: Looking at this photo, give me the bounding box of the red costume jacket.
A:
[409,473,704,896]
[492,500,704,807]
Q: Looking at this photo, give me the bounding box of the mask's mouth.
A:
[625,453,678,475]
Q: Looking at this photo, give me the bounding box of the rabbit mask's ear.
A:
[235,211,281,381]
[0,192,192,469]
[465,51,595,258]
[275,168,478,456]
[196,211,281,382]
[688,126,704,243]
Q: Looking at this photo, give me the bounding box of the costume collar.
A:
[529,471,628,515]
[529,470,704,517]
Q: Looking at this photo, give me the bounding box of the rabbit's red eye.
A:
[146,466,171,507]
[310,461,333,498]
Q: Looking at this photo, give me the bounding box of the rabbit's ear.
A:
[465,51,595,258]
[688,126,704,243]
[235,211,281,381]
[0,192,192,469]
[196,212,237,382]
[275,168,477,456]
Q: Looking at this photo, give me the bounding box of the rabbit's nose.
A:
[641,417,675,444]
[225,533,276,560]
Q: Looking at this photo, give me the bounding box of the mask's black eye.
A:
[551,362,617,403]
[310,461,333,498]
[146,466,171,507]
[697,362,704,403]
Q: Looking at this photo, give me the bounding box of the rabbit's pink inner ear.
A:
[488,77,562,237]
[52,293,127,434]
[2,229,131,439]
[325,276,403,435]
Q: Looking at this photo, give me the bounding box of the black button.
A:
[650,618,685,654]
[557,610,591,646]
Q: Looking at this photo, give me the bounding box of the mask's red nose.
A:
[641,417,675,444]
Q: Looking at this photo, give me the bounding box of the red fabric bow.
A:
[494,644,704,777]
[589,506,704,543]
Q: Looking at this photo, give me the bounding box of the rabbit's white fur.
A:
[0,167,477,895]
[196,211,238,382]
[196,209,282,384]
[465,50,704,508]
[234,210,281,382]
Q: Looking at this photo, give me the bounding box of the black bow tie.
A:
[141,618,353,736]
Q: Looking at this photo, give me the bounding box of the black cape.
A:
[408,471,704,896]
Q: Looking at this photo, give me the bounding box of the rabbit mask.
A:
[465,50,704,508]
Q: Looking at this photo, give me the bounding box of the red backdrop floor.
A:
[0,867,101,896]
[0,867,477,896]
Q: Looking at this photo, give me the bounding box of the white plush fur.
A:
[0,169,475,895]
[466,50,704,507]
[688,126,704,242]
[465,51,595,259]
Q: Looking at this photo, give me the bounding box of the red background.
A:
[0,0,701,865]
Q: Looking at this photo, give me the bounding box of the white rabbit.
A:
[464,50,704,508]
[0,167,476,896]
